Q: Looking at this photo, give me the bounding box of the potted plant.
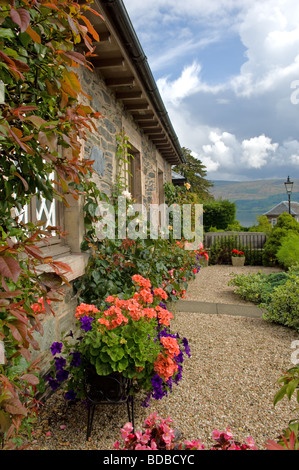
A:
[46,275,191,407]
[231,249,245,266]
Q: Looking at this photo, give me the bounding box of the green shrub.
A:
[276,232,299,269]
[261,274,299,331]
[229,271,291,304]
[263,213,299,266]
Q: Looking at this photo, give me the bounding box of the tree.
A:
[0,0,103,448]
[248,215,272,234]
[203,200,236,231]
[172,147,214,201]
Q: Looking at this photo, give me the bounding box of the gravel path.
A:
[185,265,283,304]
[28,265,299,451]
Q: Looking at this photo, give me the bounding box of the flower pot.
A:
[84,365,134,439]
[231,256,245,267]
[200,257,209,267]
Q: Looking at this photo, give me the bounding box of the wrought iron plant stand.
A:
[84,366,135,440]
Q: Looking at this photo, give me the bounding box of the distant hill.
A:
[210,179,299,227]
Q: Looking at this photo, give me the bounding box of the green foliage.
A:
[203,200,236,231]
[229,271,290,304]
[261,274,299,331]
[268,364,299,450]
[226,220,243,231]
[75,236,200,307]
[0,0,102,448]
[262,213,299,266]
[276,232,299,269]
[230,267,299,331]
[172,147,213,201]
[248,215,272,234]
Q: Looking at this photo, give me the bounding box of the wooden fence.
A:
[204,232,267,265]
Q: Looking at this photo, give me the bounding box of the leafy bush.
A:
[229,271,290,304]
[266,363,299,450]
[0,0,101,449]
[203,200,236,231]
[208,235,239,265]
[262,213,299,266]
[261,274,299,331]
[75,237,203,306]
[276,232,299,269]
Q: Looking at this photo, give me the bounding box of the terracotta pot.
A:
[231,256,245,267]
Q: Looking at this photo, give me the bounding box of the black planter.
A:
[84,365,134,440]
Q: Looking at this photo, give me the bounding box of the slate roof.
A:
[264,201,299,216]
[171,170,186,186]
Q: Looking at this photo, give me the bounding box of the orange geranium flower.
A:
[75,303,100,318]
[133,288,153,305]
[98,305,128,329]
[155,306,173,326]
[160,336,180,358]
[154,353,178,381]
[153,287,168,300]
[132,274,152,289]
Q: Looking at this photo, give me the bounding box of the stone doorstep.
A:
[170,300,264,319]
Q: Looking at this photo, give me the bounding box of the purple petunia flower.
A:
[47,376,60,391]
[80,315,94,332]
[54,356,66,371]
[50,342,63,356]
[56,369,69,382]
[151,374,167,400]
[65,390,77,401]
[70,351,81,367]
[182,337,191,357]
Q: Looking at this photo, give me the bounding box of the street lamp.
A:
[284,176,293,214]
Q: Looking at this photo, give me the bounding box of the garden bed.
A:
[28,267,298,451]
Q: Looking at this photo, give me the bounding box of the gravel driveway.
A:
[28,265,299,451]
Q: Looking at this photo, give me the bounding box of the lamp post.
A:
[284,176,293,215]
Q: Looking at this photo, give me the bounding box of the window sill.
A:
[37,251,89,282]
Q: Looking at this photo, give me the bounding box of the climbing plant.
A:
[0,0,103,448]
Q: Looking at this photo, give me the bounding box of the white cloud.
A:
[241,135,279,168]
[123,0,299,181]
[157,61,226,105]
[231,0,299,97]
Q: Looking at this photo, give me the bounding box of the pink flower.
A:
[184,439,205,450]
[150,440,158,450]
[212,429,221,440]
[246,436,256,448]
[224,427,233,440]
[121,422,133,439]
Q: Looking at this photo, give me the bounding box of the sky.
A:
[122,0,299,182]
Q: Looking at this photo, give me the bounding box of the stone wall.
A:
[79,67,172,202]
[33,66,172,377]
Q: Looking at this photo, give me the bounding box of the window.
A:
[14,170,65,248]
[129,149,142,204]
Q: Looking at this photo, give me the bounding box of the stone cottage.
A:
[33,0,185,371]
